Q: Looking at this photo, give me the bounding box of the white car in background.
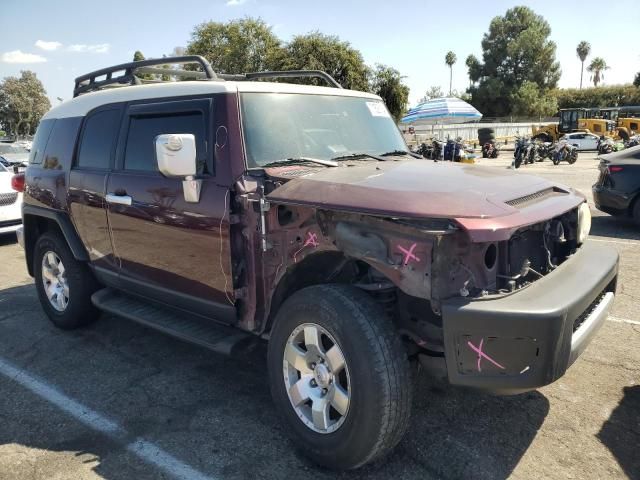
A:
[560,132,600,151]
[0,162,22,235]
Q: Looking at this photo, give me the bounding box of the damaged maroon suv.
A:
[16,57,618,469]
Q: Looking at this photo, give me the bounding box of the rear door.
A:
[105,97,235,322]
[69,105,122,271]
[584,134,599,150]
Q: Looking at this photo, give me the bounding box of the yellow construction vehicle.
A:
[600,107,640,141]
[532,108,616,142]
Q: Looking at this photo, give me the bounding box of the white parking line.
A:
[589,238,639,246]
[0,356,216,480]
[607,315,640,326]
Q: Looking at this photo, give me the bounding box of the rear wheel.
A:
[267,285,412,470]
[34,232,100,329]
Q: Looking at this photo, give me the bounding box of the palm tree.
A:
[445,51,457,96]
[576,41,591,89]
[587,57,609,87]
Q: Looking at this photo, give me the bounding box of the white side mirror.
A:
[155,134,201,203]
[155,134,197,178]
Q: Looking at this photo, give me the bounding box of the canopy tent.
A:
[401,97,482,125]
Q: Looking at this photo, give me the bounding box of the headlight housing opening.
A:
[577,202,591,245]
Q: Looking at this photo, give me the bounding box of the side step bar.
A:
[91,288,255,356]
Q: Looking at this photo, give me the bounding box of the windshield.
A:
[240,93,407,167]
[0,144,29,155]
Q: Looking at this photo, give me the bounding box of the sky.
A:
[1,0,639,107]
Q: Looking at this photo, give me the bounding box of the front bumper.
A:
[441,242,618,394]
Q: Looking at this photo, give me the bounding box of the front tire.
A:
[34,232,100,330]
[267,285,412,470]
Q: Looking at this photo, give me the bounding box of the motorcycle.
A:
[626,135,640,148]
[481,141,499,158]
[535,141,554,162]
[597,136,614,155]
[513,136,531,168]
[552,140,578,165]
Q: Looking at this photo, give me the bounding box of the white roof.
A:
[44,81,381,120]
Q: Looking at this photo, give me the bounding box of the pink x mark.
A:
[304,232,319,247]
[398,243,420,266]
[467,338,505,372]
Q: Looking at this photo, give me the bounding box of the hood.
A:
[268,160,573,219]
[1,152,29,164]
[266,160,585,241]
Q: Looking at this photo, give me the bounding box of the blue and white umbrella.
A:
[401,97,482,125]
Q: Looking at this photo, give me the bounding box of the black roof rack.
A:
[73,56,216,97]
[73,56,342,97]
[218,70,342,89]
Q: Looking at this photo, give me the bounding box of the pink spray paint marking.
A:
[467,338,506,372]
[293,231,319,263]
[398,243,420,266]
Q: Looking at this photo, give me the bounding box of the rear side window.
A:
[28,119,56,164]
[77,108,121,169]
[124,112,206,173]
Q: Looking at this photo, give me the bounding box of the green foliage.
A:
[510,81,558,117]
[186,17,282,74]
[466,6,561,116]
[587,57,609,87]
[635,72,640,87]
[445,51,457,67]
[279,32,370,91]
[553,85,640,109]
[132,50,154,80]
[0,70,50,137]
[419,86,444,103]
[370,64,409,122]
[576,41,591,89]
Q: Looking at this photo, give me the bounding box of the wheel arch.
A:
[264,251,364,334]
[23,205,89,277]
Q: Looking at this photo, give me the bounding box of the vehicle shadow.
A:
[0,283,548,480]
[590,215,640,242]
[597,385,640,480]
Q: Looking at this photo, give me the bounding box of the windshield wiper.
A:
[261,157,339,168]
[331,153,386,162]
[380,150,422,159]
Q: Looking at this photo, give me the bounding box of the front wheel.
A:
[267,285,412,470]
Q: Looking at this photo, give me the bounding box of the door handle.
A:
[106,193,132,206]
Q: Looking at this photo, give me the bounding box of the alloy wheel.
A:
[41,251,69,312]
[282,323,351,434]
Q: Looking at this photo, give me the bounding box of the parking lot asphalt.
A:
[0,152,638,480]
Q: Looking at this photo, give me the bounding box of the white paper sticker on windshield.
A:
[366,101,390,117]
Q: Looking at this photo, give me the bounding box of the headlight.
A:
[577,202,591,244]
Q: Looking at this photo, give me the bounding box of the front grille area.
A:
[573,290,608,332]
[506,187,566,207]
[0,192,18,207]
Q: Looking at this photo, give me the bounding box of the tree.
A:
[587,57,609,87]
[465,54,481,88]
[633,72,639,87]
[186,17,283,74]
[132,50,154,80]
[419,86,444,103]
[445,51,457,95]
[0,70,50,137]
[576,41,591,89]
[510,81,558,118]
[466,6,561,116]
[279,32,370,91]
[370,65,409,122]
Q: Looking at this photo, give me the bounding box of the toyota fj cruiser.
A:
[14,56,618,470]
